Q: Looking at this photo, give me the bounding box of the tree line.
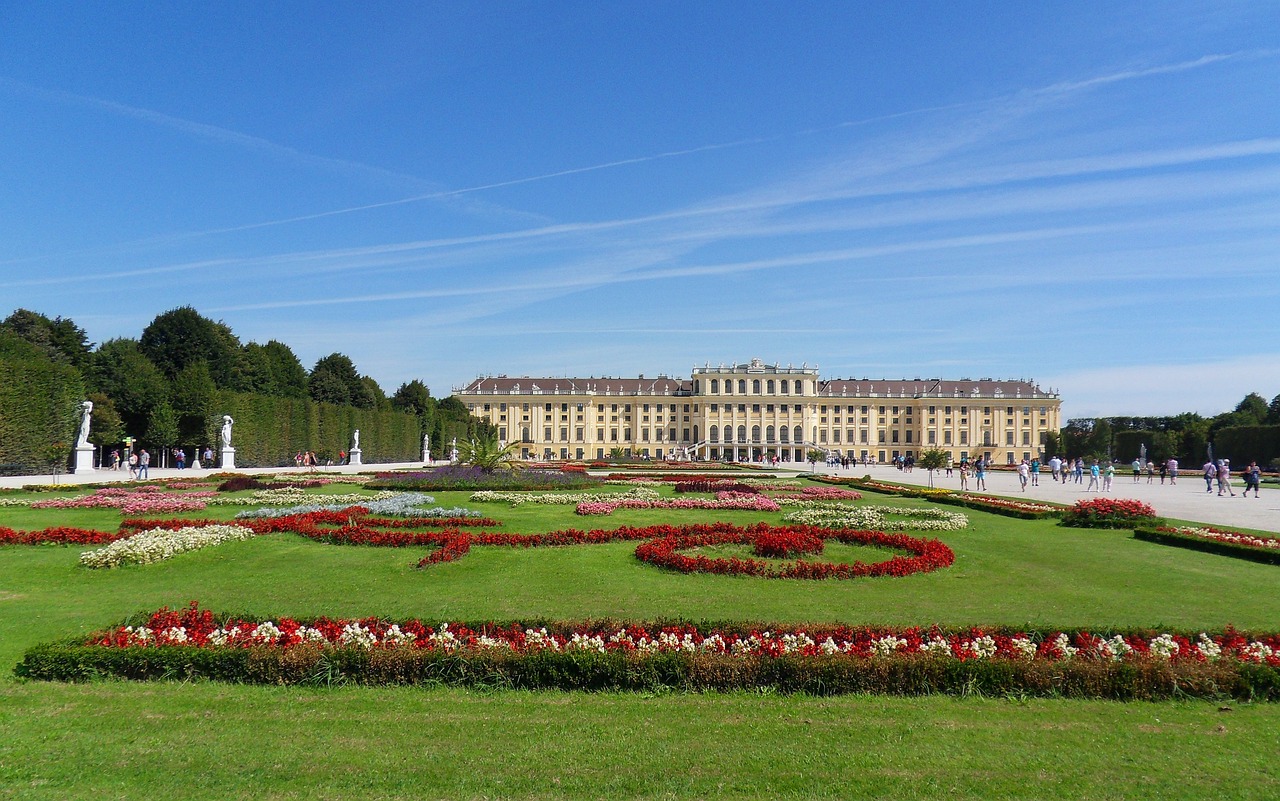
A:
[1056,393,1280,469]
[0,306,491,472]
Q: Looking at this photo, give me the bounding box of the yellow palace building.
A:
[454,358,1062,465]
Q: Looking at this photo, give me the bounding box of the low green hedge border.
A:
[815,476,1064,519]
[16,642,1280,701]
[1134,528,1280,567]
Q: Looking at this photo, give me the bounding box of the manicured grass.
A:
[1,684,1275,800]
[3,481,1280,799]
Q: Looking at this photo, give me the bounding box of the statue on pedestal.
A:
[76,400,93,448]
[352,429,360,450]
[221,416,234,448]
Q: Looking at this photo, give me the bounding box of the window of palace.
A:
[752,380,761,394]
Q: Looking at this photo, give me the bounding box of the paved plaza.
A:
[3,460,1275,534]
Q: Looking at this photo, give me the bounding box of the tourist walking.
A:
[959,462,970,491]
[1217,460,1235,497]
[1103,463,1115,492]
[1017,459,1030,491]
[1087,461,1101,492]
[127,451,138,479]
[1030,457,1040,486]
[974,459,987,491]
[1131,458,1142,483]
[1203,460,1217,492]
[137,449,150,480]
[1243,461,1262,498]
[1167,458,1178,484]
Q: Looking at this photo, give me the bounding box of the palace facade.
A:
[453,358,1062,464]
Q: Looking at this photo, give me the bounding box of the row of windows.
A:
[701,378,808,396]
[473,401,1051,417]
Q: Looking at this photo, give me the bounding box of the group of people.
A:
[1202,458,1264,498]
[106,446,215,478]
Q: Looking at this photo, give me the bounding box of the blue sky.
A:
[2,2,1277,420]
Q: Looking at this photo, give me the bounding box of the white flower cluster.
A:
[0,497,33,507]
[567,633,607,652]
[340,622,378,648]
[1243,641,1274,661]
[870,635,908,656]
[1052,633,1078,659]
[962,635,999,659]
[1100,636,1133,661]
[782,504,968,531]
[919,636,953,656]
[79,524,256,569]
[1196,633,1222,660]
[207,486,314,506]
[1148,633,1180,660]
[1010,637,1038,660]
[470,487,660,506]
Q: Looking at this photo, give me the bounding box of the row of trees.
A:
[1059,393,1280,468]
[0,306,491,472]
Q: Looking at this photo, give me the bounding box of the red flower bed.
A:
[633,523,954,579]
[0,526,125,545]
[752,529,824,558]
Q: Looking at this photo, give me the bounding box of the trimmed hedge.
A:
[16,640,1279,700]
[214,390,420,467]
[0,331,85,474]
[1134,527,1280,566]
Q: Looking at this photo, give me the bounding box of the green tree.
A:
[139,306,243,385]
[1230,393,1269,427]
[1268,393,1280,425]
[262,340,308,398]
[91,338,171,437]
[146,400,180,456]
[173,361,220,446]
[239,342,278,396]
[84,392,124,448]
[391,380,433,417]
[309,353,368,407]
[916,447,949,488]
[1,309,93,372]
[360,375,388,410]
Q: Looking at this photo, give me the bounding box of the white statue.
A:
[352,429,360,450]
[221,415,234,448]
[423,434,431,463]
[76,400,93,448]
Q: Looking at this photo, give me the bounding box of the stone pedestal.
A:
[349,448,363,467]
[221,447,236,470]
[73,445,96,475]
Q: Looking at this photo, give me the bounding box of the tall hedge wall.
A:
[1212,425,1280,468]
[213,390,421,467]
[0,331,85,475]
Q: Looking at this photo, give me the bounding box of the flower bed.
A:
[634,524,953,579]
[29,486,218,515]
[78,524,255,569]
[575,495,781,516]
[1134,526,1280,566]
[930,493,1066,519]
[471,487,659,506]
[19,604,1280,700]
[0,526,126,545]
[369,467,600,491]
[782,505,968,532]
[1060,498,1159,528]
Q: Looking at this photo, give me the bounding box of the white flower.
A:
[1195,633,1221,661]
[340,622,378,648]
[1100,636,1132,661]
[567,633,606,653]
[920,636,953,656]
[870,635,908,656]
[383,624,417,647]
[1243,642,1274,662]
[252,621,282,643]
[1010,637,1037,660]
[1148,634,1180,660]
[160,626,190,644]
[963,635,997,659]
[1052,633,1078,659]
[79,524,255,569]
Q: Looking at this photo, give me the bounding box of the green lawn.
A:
[2,481,1279,799]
